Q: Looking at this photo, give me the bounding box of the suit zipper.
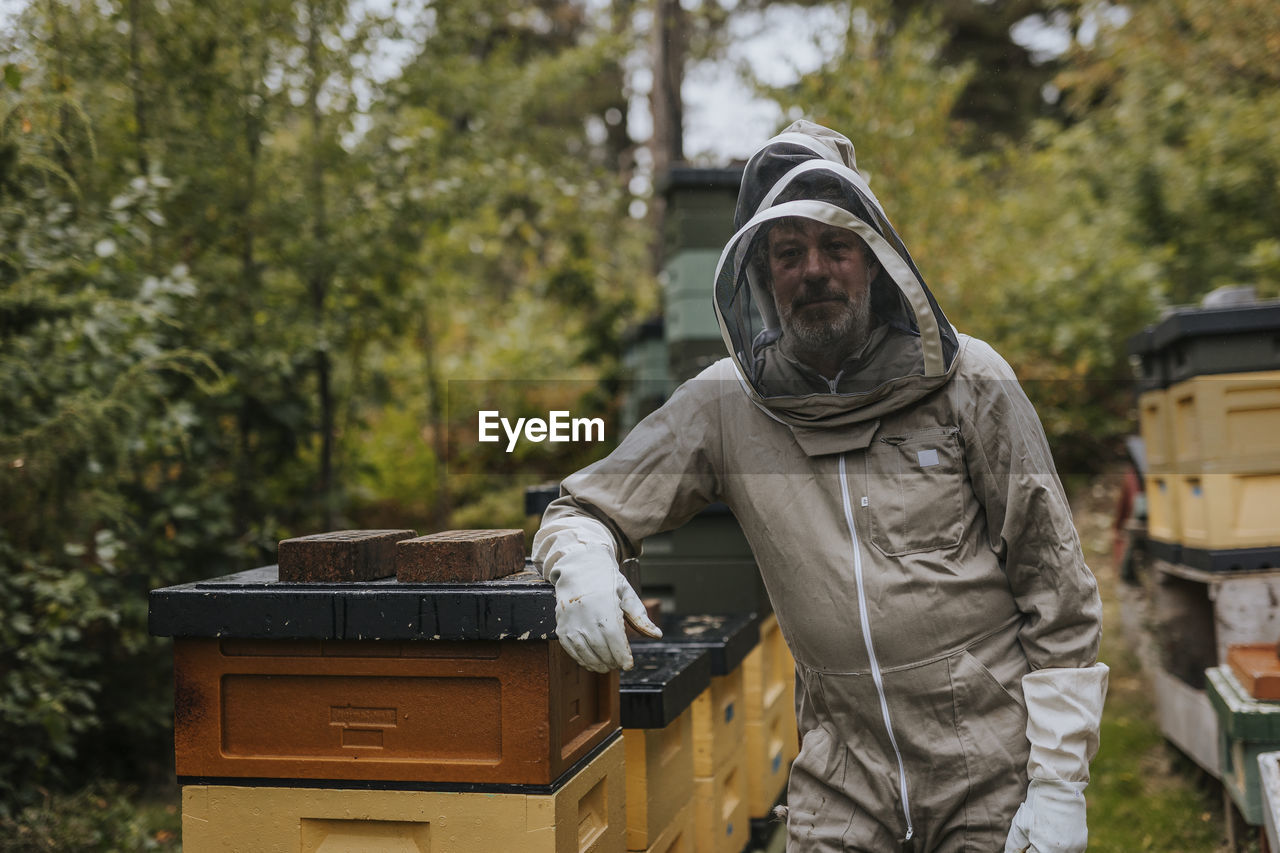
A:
[838,452,914,842]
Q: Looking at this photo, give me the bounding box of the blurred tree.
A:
[0,73,222,806]
[348,0,655,526]
[0,0,652,809]
[1056,0,1280,303]
[751,1,1155,472]
[885,0,1087,143]
[755,0,1279,471]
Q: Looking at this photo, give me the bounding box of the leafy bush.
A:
[0,782,178,853]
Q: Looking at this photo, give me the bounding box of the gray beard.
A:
[779,289,871,362]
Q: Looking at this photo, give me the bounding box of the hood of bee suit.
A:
[711,120,961,455]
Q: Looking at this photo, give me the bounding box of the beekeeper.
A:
[533,121,1107,853]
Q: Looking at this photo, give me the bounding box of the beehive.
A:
[741,613,798,817]
[623,719,692,852]
[1174,472,1280,551]
[639,802,695,853]
[620,647,711,851]
[635,613,757,853]
[1208,666,1280,826]
[635,613,759,778]
[180,732,626,853]
[692,747,748,853]
[1169,372,1280,472]
[742,614,791,720]
[744,689,796,820]
[1144,474,1181,547]
[1138,389,1176,472]
[151,566,618,786]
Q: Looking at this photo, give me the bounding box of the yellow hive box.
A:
[693,747,748,853]
[1139,389,1176,472]
[1170,371,1280,471]
[744,693,799,819]
[1145,474,1181,545]
[743,614,794,723]
[180,734,625,853]
[639,802,694,853]
[1176,472,1280,550]
[623,706,694,851]
[691,667,746,778]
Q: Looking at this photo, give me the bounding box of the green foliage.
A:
[0,0,649,814]
[346,0,655,523]
[1057,0,1280,304]
[756,0,1277,472]
[0,781,179,853]
[0,79,226,807]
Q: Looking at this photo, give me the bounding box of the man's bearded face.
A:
[766,219,875,354]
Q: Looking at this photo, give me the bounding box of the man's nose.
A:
[802,246,829,280]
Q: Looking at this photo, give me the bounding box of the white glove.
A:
[1003,663,1109,853]
[545,546,662,672]
[1003,779,1087,852]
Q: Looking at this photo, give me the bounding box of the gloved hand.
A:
[1002,778,1088,853]
[1003,663,1109,853]
[546,546,662,672]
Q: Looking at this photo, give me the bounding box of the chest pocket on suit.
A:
[863,426,966,556]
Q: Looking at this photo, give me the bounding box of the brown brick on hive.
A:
[276,529,415,583]
[396,529,525,583]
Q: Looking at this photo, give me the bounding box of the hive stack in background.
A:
[149,529,626,853]
[1207,666,1280,828]
[658,166,742,403]
[741,613,799,825]
[1131,301,1280,572]
[636,613,760,853]
[620,647,713,853]
[1129,300,1280,829]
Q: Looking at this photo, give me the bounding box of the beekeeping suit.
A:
[534,121,1107,852]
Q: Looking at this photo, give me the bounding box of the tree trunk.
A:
[648,0,685,272]
[305,0,335,529]
[128,0,148,175]
[649,0,685,176]
[233,22,263,541]
[419,312,450,527]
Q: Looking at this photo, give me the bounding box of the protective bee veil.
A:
[714,121,961,430]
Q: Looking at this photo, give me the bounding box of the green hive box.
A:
[620,317,672,437]
[660,167,742,255]
[1207,666,1280,824]
[659,166,743,387]
[639,505,771,616]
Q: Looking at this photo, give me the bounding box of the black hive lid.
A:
[1151,301,1280,350]
[620,646,713,729]
[148,565,555,642]
[524,483,561,518]
[633,611,760,676]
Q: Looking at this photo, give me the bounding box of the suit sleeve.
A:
[958,339,1102,670]
[533,365,728,568]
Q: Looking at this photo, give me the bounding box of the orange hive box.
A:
[173,635,618,786]
[150,565,619,787]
